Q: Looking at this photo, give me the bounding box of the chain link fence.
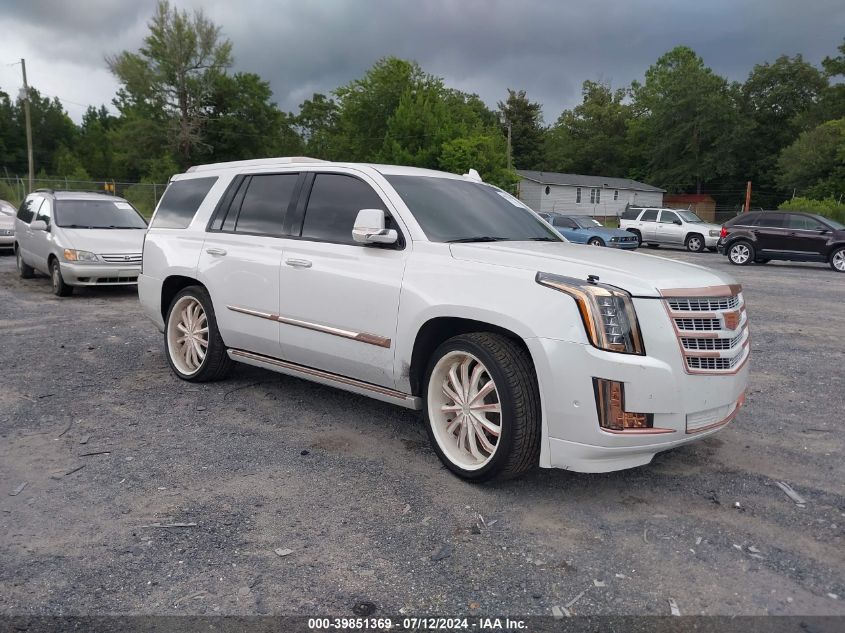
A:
[0,177,166,219]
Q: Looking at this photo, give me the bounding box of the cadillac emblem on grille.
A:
[723,310,741,331]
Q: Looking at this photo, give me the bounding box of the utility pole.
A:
[20,59,34,194]
[744,181,752,213]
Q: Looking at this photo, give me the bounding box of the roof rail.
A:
[186,156,327,173]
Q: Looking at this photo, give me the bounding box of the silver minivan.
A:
[14,190,148,296]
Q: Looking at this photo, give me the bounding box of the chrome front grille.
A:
[100,253,142,263]
[663,288,749,374]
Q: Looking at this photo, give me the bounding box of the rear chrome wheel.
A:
[428,351,502,471]
[588,237,605,247]
[728,241,754,266]
[164,286,233,382]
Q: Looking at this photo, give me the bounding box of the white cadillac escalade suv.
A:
[139,157,749,481]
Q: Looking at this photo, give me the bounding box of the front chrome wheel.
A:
[427,351,502,471]
[729,243,751,265]
[167,295,209,376]
[832,249,845,272]
[686,236,703,252]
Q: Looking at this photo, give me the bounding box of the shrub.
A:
[778,196,845,223]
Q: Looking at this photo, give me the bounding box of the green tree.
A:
[497,89,545,170]
[296,93,339,159]
[439,135,518,191]
[53,144,90,180]
[818,37,845,122]
[777,118,845,199]
[545,80,632,176]
[77,106,117,179]
[107,0,233,167]
[629,46,738,193]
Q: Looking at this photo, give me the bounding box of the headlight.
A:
[609,236,619,242]
[536,272,645,355]
[709,229,720,237]
[63,249,99,262]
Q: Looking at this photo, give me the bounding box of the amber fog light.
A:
[593,378,653,431]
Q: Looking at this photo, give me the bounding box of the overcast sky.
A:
[1,0,843,124]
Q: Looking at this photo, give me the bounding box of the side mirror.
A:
[673,219,682,225]
[352,209,398,245]
[30,220,48,231]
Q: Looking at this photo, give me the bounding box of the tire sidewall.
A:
[164,286,217,380]
[589,237,604,247]
[422,337,519,481]
[728,240,754,265]
[831,247,845,273]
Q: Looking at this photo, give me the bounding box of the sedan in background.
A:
[540,213,638,249]
[0,200,16,250]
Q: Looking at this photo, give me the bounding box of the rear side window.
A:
[152,177,217,229]
[301,174,386,245]
[234,174,298,236]
[35,199,52,225]
[786,215,824,230]
[16,197,39,223]
[620,208,640,220]
[728,213,758,226]
[755,213,785,228]
[640,209,658,222]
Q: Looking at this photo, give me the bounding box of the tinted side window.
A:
[621,208,640,220]
[555,217,577,228]
[660,211,680,223]
[755,214,785,228]
[301,174,386,245]
[151,177,217,229]
[786,215,824,230]
[640,209,658,222]
[35,198,52,225]
[234,174,298,236]
[16,198,38,223]
[728,213,758,226]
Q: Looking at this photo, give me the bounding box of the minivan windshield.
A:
[386,176,561,243]
[55,199,147,229]
[677,210,705,223]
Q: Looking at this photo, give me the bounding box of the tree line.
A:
[1,1,843,211]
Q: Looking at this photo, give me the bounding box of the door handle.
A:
[285,258,312,268]
[205,248,227,256]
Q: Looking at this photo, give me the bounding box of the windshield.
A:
[55,199,147,229]
[677,210,705,223]
[386,176,561,243]
[572,217,602,229]
[816,215,845,230]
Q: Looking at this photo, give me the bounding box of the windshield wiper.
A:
[61,224,92,229]
[527,236,560,241]
[446,236,510,243]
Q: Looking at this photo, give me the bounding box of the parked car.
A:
[718,210,845,272]
[0,200,16,251]
[539,213,638,249]
[620,207,721,252]
[14,190,148,296]
[139,158,749,481]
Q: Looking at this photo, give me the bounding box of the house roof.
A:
[517,170,665,193]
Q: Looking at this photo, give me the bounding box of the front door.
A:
[781,214,829,260]
[656,210,685,245]
[15,196,43,266]
[278,171,408,389]
[197,172,300,356]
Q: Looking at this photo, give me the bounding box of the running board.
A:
[227,348,422,410]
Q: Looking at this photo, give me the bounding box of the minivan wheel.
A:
[164,286,233,382]
[423,332,540,481]
[831,247,845,273]
[16,248,34,279]
[728,241,755,266]
[50,259,73,296]
[685,234,705,252]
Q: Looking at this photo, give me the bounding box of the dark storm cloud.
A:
[1,0,843,122]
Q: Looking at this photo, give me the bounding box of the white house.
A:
[517,170,664,217]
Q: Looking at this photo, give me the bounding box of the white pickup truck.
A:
[620,207,722,252]
[139,158,749,481]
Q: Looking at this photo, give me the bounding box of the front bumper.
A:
[526,298,749,473]
[0,234,14,248]
[607,240,638,250]
[59,261,141,286]
[704,234,720,248]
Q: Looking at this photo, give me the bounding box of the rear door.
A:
[656,210,684,245]
[277,170,408,388]
[197,172,302,356]
[638,209,659,241]
[782,214,829,260]
[752,213,788,254]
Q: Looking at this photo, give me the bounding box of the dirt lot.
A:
[0,248,843,618]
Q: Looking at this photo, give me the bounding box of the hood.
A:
[0,215,14,230]
[59,228,146,254]
[693,222,721,232]
[449,241,736,297]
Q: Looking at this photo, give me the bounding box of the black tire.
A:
[830,246,845,273]
[422,332,541,482]
[164,285,233,382]
[646,243,661,249]
[50,258,73,296]
[685,233,705,253]
[588,237,605,247]
[16,247,34,279]
[728,240,755,266]
[627,230,642,247]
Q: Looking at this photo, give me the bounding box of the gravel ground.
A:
[0,248,843,618]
